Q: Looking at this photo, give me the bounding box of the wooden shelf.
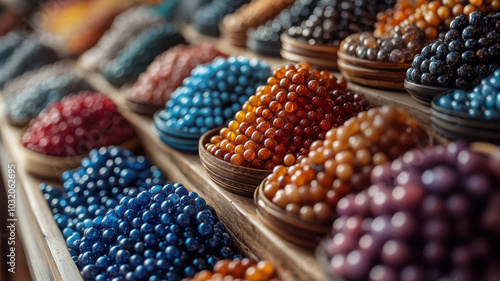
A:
[0,25,447,281]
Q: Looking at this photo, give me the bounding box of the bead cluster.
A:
[263,106,427,224]
[407,12,500,89]
[287,0,395,46]
[21,92,135,156]
[436,68,500,119]
[375,0,499,39]
[127,43,227,106]
[155,57,271,135]
[341,24,425,63]
[184,258,282,281]
[0,31,24,66]
[207,62,370,170]
[102,23,186,87]
[193,0,250,36]
[326,142,500,280]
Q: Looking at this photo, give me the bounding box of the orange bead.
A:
[258,148,271,160]
[230,154,244,166]
[285,102,297,113]
[244,149,256,161]
[283,154,296,166]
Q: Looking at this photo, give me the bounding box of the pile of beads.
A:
[206,62,370,170]
[220,0,295,47]
[286,0,395,46]
[79,6,164,71]
[0,36,58,88]
[102,23,186,87]
[247,0,319,56]
[262,106,427,224]
[0,31,25,66]
[340,24,425,63]
[76,185,235,280]
[5,74,93,126]
[41,146,167,245]
[126,43,227,107]
[375,0,500,39]
[324,141,500,280]
[407,12,500,89]
[21,91,135,157]
[435,68,500,119]
[153,56,271,152]
[193,0,251,37]
[184,258,282,281]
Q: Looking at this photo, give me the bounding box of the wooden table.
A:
[0,26,445,281]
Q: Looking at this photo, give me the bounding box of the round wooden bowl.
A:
[199,128,271,197]
[20,136,139,180]
[254,180,331,248]
[404,79,454,105]
[431,97,500,144]
[280,33,339,69]
[337,50,411,91]
[121,85,164,116]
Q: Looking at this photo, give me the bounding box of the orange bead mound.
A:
[183,258,282,281]
[205,62,371,170]
[263,106,428,224]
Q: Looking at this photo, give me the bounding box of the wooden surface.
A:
[0,25,450,281]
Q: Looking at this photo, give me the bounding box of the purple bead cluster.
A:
[324,141,500,281]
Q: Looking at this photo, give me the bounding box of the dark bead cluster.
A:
[436,68,500,119]
[155,57,271,135]
[21,92,135,156]
[287,0,395,46]
[407,12,500,89]
[102,24,186,87]
[0,36,59,88]
[326,141,500,281]
[5,74,93,125]
[249,0,319,48]
[341,23,425,63]
[193,0,251,37]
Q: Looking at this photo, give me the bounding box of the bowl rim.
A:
[337,49,411,69]
[404,78,455,93]
[281,33,339,53]
[153,111,205,139]
[431,94,500,123]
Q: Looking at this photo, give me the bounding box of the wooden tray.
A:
[404,79,453,105]
[254,179,331,248]
[337,50,410,91]
[431,98,500,144]
[199,128,271,197]
[21,136,139,180]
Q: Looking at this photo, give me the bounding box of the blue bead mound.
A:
[153,56,271,152]
[41,146,236,280]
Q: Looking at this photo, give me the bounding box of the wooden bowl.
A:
[254,179,331,248]
[20,136,139,180]
[280,33,338,69]
[121,84,164,116]
[337,50,410,90]
[199,128,271,197]
[431,98,500,144]
[404,79,453,105]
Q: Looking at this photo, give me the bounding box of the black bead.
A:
[421,73,437,86]
[461,50,476,64]
[429,60,445,75]
[448,40,464,53]
[488,43,500,58]
[462,26,479,40]
[478,36,493,47]
[421,46,433,59]
[410,68,421,83]
[436,43,448,60]
[420,59,431,73]
[446,52,461,67]
[437,74,451,88]
[412,55,425,69]
[457,64,474,80]
[476,48,489,62]
[449,15,468,31]
[468,11,484,26]
[454,78,468,89]
[464,39,478,50]
[445,30,460,42]
[475,64,487,77]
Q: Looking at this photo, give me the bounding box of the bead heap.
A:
[0,36,58,88]
[436,68,500,119]
[286,0,395,46]
[21,92,135,157]
[154,57,271,137]
[341,24,425,63]
[127,43,227,106]
[206,62,370,170]
[102,23,186,87]
[407,12,500,89]
[220,0,295,47]
[325,141,500,280]
[5,74,93,126]
[247,0,319,56]
[184,258,282,281]
[263,106,427,224]
[79,6,164,71]
[41,146,167,248]
[375,0,500,39]
[193,0,251,37]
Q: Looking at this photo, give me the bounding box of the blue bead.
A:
[81,265,98,279]
[144,249,155,259]
[220,246,234,258]
[134,265,147,279]
[129,254,144,267]
[197,223,212,237]
[116,249,131,264]
[92,241,107,255]
[185,237,199,251]
[96,256,111,268]
[184,266,196,277]
[107,264,119,277]
[176,214,189,228]
[183,205,195,216]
